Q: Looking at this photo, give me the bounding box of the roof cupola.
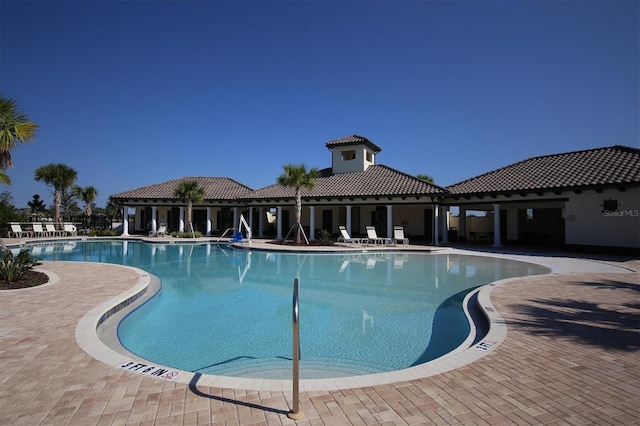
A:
[325,134,381,174]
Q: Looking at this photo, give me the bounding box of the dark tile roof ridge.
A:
[374,164,449,193]
[240,164,448,199]
[516,145,639,163]
[446,145,640,194]
[456,145,639,185]
[176,176,253,188]
[111,176,254,200]
[325,134,382,153]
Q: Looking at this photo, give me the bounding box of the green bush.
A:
[317,229,334,245]
[0,250,41,284]
[170,231,202,238]
[88,229,118,236]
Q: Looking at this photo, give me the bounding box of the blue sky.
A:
[1,0,638,209]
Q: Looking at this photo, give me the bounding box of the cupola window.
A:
[341,150,356,161]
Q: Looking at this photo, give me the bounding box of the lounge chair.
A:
[63,223,77,236]
[149,224,168,237]
[337,226,367,245]
[365,226,389,245]
[393,226,409,245]
[45,223,63,237]
[8,223,30,238]
[32,223,47,237]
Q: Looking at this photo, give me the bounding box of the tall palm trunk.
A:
[186,200,193,235]
[54,189,62,224]
[295,190,302,244]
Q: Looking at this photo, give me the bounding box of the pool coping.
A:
[9,237,630,392]
[69,246,572,392]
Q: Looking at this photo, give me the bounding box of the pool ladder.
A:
[215,228,235,244]
[288,278,304,420]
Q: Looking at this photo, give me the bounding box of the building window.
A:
[526,208,534,220]
[341,150,356,161]
[366,151,373,162]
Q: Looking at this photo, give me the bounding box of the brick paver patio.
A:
[0,243,638,425]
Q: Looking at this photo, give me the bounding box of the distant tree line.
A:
[0,94,123,237]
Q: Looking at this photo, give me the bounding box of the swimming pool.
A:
[27,240,549,379]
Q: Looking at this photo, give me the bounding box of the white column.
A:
[206,207,212,236]
[276,206,283,240]
[492,204,502,248]
[233,207,238,230]
[459,206,467,242]
[121,206,129,236]
[150,206,157,234]
[179,207,185,232]
[433,204,440,246]
[346,205,352,235]
[441,206,449,244]
[309,206,316,241]
[258,207,265,238]
[386,205,393,241]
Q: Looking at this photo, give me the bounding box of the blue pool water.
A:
[26,240,549,379]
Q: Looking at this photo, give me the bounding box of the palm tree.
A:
[0,95,39,180]
[0,170,10,185]
[72,185,98,228]
[277,163,319,244]
[34,163,77,224]
[173,180,204,236]
[105,196,121,221]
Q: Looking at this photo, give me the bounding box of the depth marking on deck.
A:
[120,361,180,379]
[474,340,497,351]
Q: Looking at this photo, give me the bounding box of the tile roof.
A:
[447,145,640,195]
[110,177,253,201]
[241,165,447,200]
[325,134,382,153]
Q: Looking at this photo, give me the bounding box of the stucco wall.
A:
[565,188,640,248]
[390,205,426,236]
[330,146,375,174]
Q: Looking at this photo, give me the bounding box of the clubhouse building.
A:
[111,135,640,252]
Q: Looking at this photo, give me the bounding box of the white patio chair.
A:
[156,225,168,236]
[149,224,168,237]
[8,223,30,238]
[63,223,77,236]
[32,223,47,237]
[46,223,63,237]
[393,226,409,245]
[365,226,389,245]
[337,226,367,245]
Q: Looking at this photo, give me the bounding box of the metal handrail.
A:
[214,227,235,244]
[288,278,304,420]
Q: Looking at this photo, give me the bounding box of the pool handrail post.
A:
[287,277,304,420]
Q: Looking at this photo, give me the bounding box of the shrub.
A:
[0,250,42,284]
[317,229,334,245]
[88,229,118,236]
[171,231,202,238]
